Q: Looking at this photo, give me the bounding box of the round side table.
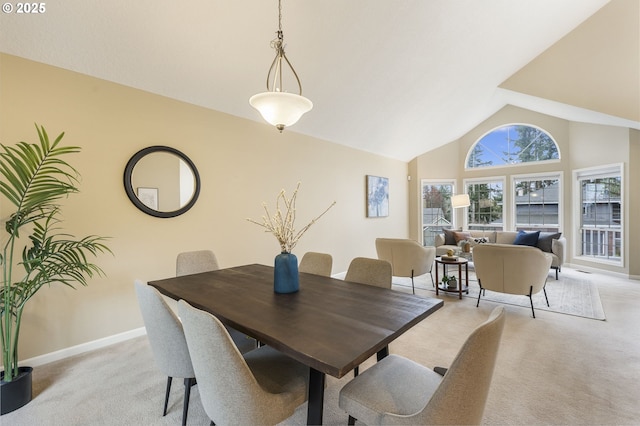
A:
[435,256,469,299]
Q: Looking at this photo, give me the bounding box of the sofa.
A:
[435,229,565,279]
[472,243,553,318]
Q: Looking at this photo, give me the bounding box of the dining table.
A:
[148,263,444,425]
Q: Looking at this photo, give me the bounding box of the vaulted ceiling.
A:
[3,0,635,161]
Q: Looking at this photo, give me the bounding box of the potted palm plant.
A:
[0,125,110,414]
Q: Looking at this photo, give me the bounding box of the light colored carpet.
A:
[3,267,639,425]
[389,267,606,320]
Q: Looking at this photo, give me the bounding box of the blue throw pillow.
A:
[513,230,540,247]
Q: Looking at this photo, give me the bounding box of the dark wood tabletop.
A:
[149,263,444,424]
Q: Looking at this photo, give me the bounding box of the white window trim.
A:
[463,176,507,231]
[572,163,624,267]
[510,171,563,232]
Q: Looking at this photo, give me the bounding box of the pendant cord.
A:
[264,0,303,96]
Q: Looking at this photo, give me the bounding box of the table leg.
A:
[435,262,440,296]
[377,346,389,361]
[465,262,469,294]
[307,368,325,425]
[458,263,462,299]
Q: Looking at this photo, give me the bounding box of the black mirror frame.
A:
[123,146,201,218]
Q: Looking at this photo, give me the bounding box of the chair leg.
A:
[411,271,415,295]
[528,286,536,318]
[543,286,549,307]
[476,281,483,307]
[182,377,195,426]
[429,270,435,287]
[348,415,356,425]
[163,376,172,416]
[354,366,359,377]
[434,366,448,376]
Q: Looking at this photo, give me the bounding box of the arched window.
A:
[466,124,559,169]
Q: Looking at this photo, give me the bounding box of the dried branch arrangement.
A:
[247,182,336,253]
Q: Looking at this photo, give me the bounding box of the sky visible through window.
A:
[467,124,559,168]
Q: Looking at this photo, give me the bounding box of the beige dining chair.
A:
[176,250,257,352]
[134,280,195,426]
[344,257,393,376]
[375,238,436,294]
[339,306,506,425]
[299,251,333,276]
[176,249,219,276]
[177,300,311,425]
[344,257,392,289]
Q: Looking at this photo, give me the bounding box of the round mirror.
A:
[123,146,201,218]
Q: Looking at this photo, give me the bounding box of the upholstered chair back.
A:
[177,300,309,425]
[375,238,435,278]
[299,252,333,277]
[416,306,505,425]
[176,250,219,276]
[134,280,194,378]
[473,243,552,296]
[345,257,392,288]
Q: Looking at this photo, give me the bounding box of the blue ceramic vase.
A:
[274,252,299,293]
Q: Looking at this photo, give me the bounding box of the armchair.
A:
[375,238,436,294]
[473,243,552,318]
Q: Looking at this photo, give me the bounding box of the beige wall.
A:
[500,0,640,122]
[0,54,409,360]
[568,123,634,275]
[413,105,638,277]
[410,137,463,237]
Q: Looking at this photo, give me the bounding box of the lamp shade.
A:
[249,92,313,131]
[451,194,470,209]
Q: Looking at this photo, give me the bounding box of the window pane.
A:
[514,177,560,231]
[467,181,503,230]
[467,124,559,169]
[422,183,453,246]
[579,175,622,262]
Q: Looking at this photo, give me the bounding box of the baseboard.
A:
[565,262,638,281]
[18,327,147,369]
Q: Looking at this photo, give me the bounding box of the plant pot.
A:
[1,366,33,415]
[447,280,458,289]
[274,252,299,293]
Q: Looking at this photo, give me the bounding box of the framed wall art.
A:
[137,187,158,210]
[366,175,389,217]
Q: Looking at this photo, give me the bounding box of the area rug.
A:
[389,268,606,321]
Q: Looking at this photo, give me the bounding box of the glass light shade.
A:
[249,92,313,131]
[451,194,470,209]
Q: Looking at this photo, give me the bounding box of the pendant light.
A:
[249,0,312,132]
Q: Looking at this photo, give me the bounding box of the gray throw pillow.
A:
[537,232,562,253]
[442,228,458,245]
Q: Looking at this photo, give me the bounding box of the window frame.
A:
[510,172,563,232]
[420,179,457,246]
[573,163,624,267]
[465,123,561,171]
[463,176,506,231]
